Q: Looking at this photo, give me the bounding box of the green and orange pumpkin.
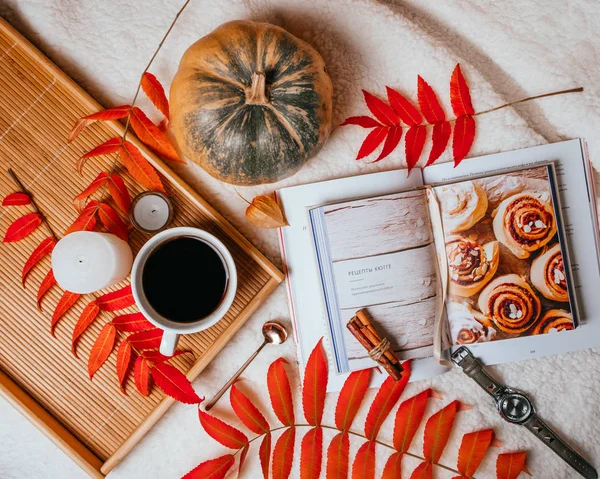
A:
[170,20,333,185]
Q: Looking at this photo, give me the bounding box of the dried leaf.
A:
[394,388,434,453]
[267,358,295,426]
[259,433,271,479]
[382,452,403,479]
[326,432,350,479]
[496,452,528,479]
[457,429,494,477]
[50,291,80,335]
[405,125,427,172]
[75,172,109,203]
[107,173,131,213]
[199,409,249,449]
[37,268,56,310]
[452,115,476,167]
[120,141,166,193]
[3,213,42,242]
[417,76,446,123]
[386,86,422,125]
[22,237,55,286]
[68,105,131,143]
[98,202,128,241]
[246,195,288,229]
[88,323,116,379]
[450,64,475,116]
[230,383,270,434]
[426,121,452,166]
[303,338,328,426]
[97,285,134,311]
[65,201,98,235]
[272,427,295,479]
[112,312,155,332]
[152,362,201,404]
[3,192,31,206]
[341,116,383,128]
[300,426,323,479]
[182,454,235,479]
[116,340,133,393]
[410,461,433,479]
[356,126,387,160]
[134,356,151,396]
[335,368,371,431]
[351,441,376,479]
[364,361,411,440]
[374,127,402,163]
[71,300,101,355]
[129,107,181,163]
[127,328,163,349]
[77,138,122,175]
[362,90,399,126]
[141,72,170,120]
[423,400,464,463]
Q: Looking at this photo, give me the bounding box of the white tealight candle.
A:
[131,192,172,233]
[52,232,133,294]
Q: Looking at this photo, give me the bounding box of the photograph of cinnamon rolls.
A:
[436,181,487,233]
[448,302,496,345]
[532,309,574,335]
[530,243,569,302]
[446,237,499,297]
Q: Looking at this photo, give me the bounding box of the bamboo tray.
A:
[0,18,283,478]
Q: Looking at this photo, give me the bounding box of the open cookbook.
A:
[277,140,600,391]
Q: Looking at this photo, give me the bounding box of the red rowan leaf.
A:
[64,201,98,235]
[351,441,376,479]
[364,361,411,440]
[230,383,270,434]
[259,433,271,479]
[394,388,434,453]
[97,285,134,311]
[116,340,133,393]
[120,142,166,193]
[107,174,131,213]
[272,427,295,479]
[387,86,422,125]
[152,362,201,404]
[98,202,128,241]
[50,291,80,335]
[112,312,155,332]
[141,72,170,120]
[22,237,55,286]
[88,323,116,379]
[452,115,476,167]
[71,300,100,355]
[134,356,151,396]
[426,121,452,166]
[457,429,494,477]
[68,105,131,143]
[77,138,122,174]
[199,409,249,449]
[341,116,383,128]
[450,64,475,116]
[158,118,169,133]
[410,461,433,479]
[2,192,31,206]
[423,400,465,463]
[129,107,181,163]
[303,338,328,426]
[496,452,528,479]
[362,90,399,126]
[382,451,403,479]
[267,358,295,426]
[356,126,387,160]
[3,213,42,242]
[335,368,371,431]
[239,445,249,475]
[75,172,109,203]
[300,426,323,479]
[405,125,427,172]
[142,349,192,363]
[418,76,445,123]
[127,328,163,349]
[37,268,56,310]
[374,126,403,163]
[326,432,350,479]
[182,454,235,479]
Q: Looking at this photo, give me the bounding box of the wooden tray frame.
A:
[0,18,283,478]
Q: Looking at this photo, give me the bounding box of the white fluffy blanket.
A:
[1,1,599,478]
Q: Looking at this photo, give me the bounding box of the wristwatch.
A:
[451,346,597,479]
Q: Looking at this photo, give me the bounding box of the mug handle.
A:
[160,331,180,356]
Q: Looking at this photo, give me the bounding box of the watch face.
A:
[498,392,533,424]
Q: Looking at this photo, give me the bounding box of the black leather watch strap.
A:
[524,414,597,479]
[451,347,505,400]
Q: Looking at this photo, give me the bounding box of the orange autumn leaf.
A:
[112,312,155,332]
[3,212,42,243]
[302,338,328,426]
[245,195,288,229]
[326,432,350,479]
[351,440,376,479]
[75,172,109,203]
[496,452,529,479]
[300,426,323,479]
[151,362,201,404]
[2,192,31,206]
[364,361,411,440]
[259,433,271,479]
[127,328,163,349]
[134,356,151,396]
[382,451,403,479]
[98,202,128,241]
[88,323,116,379]
[335,368,371,431]
[230,383,270,434]
[22,237,55,286]
[422,400,464,463]
[97,285,134,311]
[426,121,452,166]
[71,300,101,355]
[450,64,475,116]
[129,106,181,163]
[272,427,295,479]
[457,429,494,477]
[64,201,98,235]
[77,138,122,175]
[50,291,81,335]
[362,90,399,126]
[107,173,131,213]
[121,141,166,193]
[68,105,131,143]
[410,461,433,479]
[116,340,133,393]
[182,454,235,479]
[417,76,445,123]
[405,125,427,172]
[452,115,476,167]
[199,409,249,449]
[141,72,170,120]
[267,358,295,426]
[386,86,422,125]
[394,388,435,454]
[37,268,56,310]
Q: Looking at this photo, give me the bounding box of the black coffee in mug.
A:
[141,236,228,323]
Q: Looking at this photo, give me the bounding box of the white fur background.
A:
[1,1,600,478]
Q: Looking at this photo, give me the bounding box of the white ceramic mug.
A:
[131,227,237,356]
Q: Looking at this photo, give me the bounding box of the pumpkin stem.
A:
[246,72,269,105]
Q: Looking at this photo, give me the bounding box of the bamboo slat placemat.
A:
[0,17,283,478]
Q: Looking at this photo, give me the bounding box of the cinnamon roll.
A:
[530,243,569,302]
[448,302,496,345]
[446,237,499,297]
[478,274,541,334]
[437,181,488,233]
[532,309,574,335]
[492,193,556,259]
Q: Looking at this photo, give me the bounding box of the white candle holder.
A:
[129,191,174,234]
